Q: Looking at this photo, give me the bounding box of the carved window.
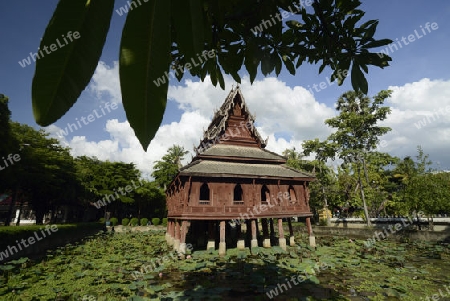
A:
[289,185,297,204]
[233,184,244,204]
[261,185,270,204]
[199,183,210,205]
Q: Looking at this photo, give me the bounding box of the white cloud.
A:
[90,61,122,104]
[380,78,450,165]
[46,62,450,175]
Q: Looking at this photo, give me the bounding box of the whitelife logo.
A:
[0,153,21,171]
[92,180,143,209]
[55,102,119,138]
[0,225,58,262]
[18,31,80,68]
[377,22,438,58]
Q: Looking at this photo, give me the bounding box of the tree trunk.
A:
[322,185,331,226]
[358,165,371,227]
[416,210,422,230]
[5,187,19,226]
[35,209,45,225]
[15,198,24,226]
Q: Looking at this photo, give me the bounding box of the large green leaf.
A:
[351,61,368,94]
[172,0,205,61]
[32,0,114,126]
[119,0,171,151]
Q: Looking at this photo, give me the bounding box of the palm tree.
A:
[152,145,189,189]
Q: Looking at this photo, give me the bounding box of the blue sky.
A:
[1,0,450,177]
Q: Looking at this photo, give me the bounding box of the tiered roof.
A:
[181,87,314,180]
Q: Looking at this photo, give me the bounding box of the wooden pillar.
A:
[173,219,180,251]
[287,218,295,246]
[179,220,189,257]
[219,220,226,256]
[207,221,215,250]
[269,218,275,238]
[251,219,258,248]
[262,218,270,248]
[166,219,174,245]
[278,218,286,250]
[306,217,316,247]
[236,223,245,250]
[245,219,252,246]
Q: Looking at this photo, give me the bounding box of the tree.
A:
[0,94,19,193]
[357,151,398,217]
[9,122,78,224]
[282,147,315,171]
[75,157,141,219]
[0,95,17,157]
[300,141,336,225]
[391,146,448,229]
[134,181,166,219]
[31,0,393,150]
[319,90,392,225]
[152,145,189,189]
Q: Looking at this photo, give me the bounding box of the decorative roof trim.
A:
[195,86,266,153]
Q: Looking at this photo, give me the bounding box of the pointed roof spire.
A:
[196,87,266,153]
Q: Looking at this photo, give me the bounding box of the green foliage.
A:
[99,218,105,223]
[325,90,392,160]
[122,218,130,226]
[282,148,315,172]
[1,97,163,224]
[119,0,171,149]
[130,217,139,226]
[74,156,142,211]
[109,217,118,226]
[134,180,167,219]
[0,94,18,193]
[31,0,114,126]
[0,223,104,254]
[140,218,149,226]
[318,219,328,226]
[162,218,168,227]
[8,122,79,224]
[32,0,392,150]
[151,218,160,226]
[152,145,188,189]
[0,232,448,299]
[304,90,393,223]
[0,95,16,159]
[388,146,450,216]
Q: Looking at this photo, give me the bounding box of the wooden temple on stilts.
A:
[165,86,316,256]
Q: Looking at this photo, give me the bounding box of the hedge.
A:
[130,218,139,226]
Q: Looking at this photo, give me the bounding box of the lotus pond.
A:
[1,229,449,300]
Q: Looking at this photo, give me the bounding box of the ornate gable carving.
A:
[195,87,268,154]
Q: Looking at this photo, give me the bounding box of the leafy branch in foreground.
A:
[32,0,392,150]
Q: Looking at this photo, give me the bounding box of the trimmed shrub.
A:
[130,217,139,226]
[140,218,149,226]
[109,217,118,226]
[162,218,168,226]
[151,218,160,226]
[121,218,130,226]
[99,217,105,223]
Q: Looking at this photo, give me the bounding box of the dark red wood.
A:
[165,87,314,247]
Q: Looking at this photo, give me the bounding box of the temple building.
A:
[165,87,315,256]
